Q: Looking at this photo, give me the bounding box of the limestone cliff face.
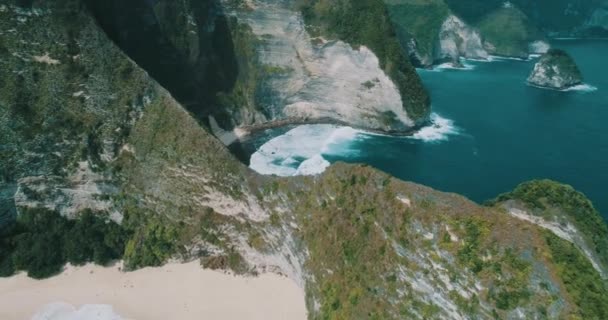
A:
[218,0,419,134]
[86,0,430,135]
[436,15,489,64]
[527,49,584,90]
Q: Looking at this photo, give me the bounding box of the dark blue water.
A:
[326,40,608,217]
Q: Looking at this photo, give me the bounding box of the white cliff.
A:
[221,0,414,132]
[436,15,489,65]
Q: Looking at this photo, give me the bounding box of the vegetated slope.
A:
[385,0,607,68]
[1,1,608,319]
[444,0,606,36]
[477,5,544,58]
[383,0,450,66]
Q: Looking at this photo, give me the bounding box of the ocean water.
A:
[247,40,608,219]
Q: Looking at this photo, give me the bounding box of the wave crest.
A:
[249,114,460,176]
[563,84,598,92]
[410,113,460,142]
[249,125,361,177]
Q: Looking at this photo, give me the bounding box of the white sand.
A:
[0,261,307,320]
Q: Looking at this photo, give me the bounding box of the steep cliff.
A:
[437,15,488,65]
[477,4,544,59]
[384,0,488,68]
[384,0,450,67]
[1,1,608,319]
[298,0,431,126]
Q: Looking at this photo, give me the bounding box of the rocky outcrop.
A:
[436,15,489,65]
[527,49,584,90]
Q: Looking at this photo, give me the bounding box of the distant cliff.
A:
[386,0,606,67]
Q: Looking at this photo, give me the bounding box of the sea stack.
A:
[527,49,583,90]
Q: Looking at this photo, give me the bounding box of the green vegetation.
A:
[384,0,450,65]
[122,214,180,270]
[456,218,487,273]
[442,0,502,24]
[538,49,584,81]
[444,0,604,35]
[544,231,608,319]
[0,208,129,279]
[298,0,431,122]
[477,6,541,58]
[490,179,608,268]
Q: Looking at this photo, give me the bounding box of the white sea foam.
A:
[562,84,598,92]
[32,302,124,320]
[433,61,476,71]
[527,83,598,93]
[410,113,460,142]
[294,154,331,176]
[249,114,460,176]
[488,55,529,62]
[249,125,361,177]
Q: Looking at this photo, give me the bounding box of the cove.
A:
[245,39,608,220]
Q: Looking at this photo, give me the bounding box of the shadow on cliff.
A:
[84,0,240,127]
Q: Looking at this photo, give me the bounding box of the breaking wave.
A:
[249,125,363,177]
[249,113,460,176]
[411,113,460,142]
[562,84,598,93]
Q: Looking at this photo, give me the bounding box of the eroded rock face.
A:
[220,0,416,133]
[527,49,584,90]
[436,15,488,65]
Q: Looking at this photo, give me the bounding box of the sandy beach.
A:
[0,261,307,320]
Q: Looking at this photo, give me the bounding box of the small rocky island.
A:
[527,49,584,90]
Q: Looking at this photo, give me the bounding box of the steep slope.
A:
[445,0,607,36]
[389,0,606,67]
[384,0,488,68]
[1,1,608,320]
[383,0,451,67]
[477,5,544,59]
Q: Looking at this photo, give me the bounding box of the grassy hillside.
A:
[477,6,543,58]
[445,0,606,35]
[490,179,608,270]
[298,0,431,123]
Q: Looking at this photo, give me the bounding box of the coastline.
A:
[0,261,307,320]
[229,116,428,144]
